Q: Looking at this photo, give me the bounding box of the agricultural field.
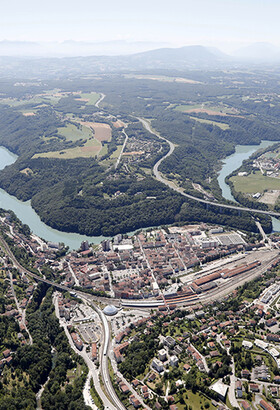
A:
[174,103,240,116]
[124,73,201,84]
[189,115,230,130]
[80,121,112,142]
[230,171,280,194]
[34,119,111,159]
[76,92,100,105]
[33,137,102,159]
[57,122,92,142]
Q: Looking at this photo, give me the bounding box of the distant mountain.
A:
[233,42,280,61]
[129,45,229,68]
[0,39,171,57]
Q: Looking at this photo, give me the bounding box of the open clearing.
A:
[57,123,92,142]
[124,74,202,84]
[113,120,125,128]
[33,138,102,159]
[259,190,280,205]
[175,103,240,116]
[189,116,229,130]
[80,121,112,142]
[76,92,100,105]
[230,171,280,194]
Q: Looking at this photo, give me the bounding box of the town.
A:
[2,210,280,409]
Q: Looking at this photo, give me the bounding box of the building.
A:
[259,399,276,410]
[103,305,118,316]
[152,358,164,373]
[91,342,97,362]
[242,340,253,349]
[170,355,179,367]
[158,348,167,362]
[210,380,228,401]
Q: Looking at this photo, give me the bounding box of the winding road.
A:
[138,117,280,219]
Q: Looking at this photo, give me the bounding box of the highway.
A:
[138,117,280,219]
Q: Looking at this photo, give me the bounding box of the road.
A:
[7,268,33,345]
[96,304,126,410]
[109,337,150,409]
[139,117,280,219]
[0,236,124,409]
[54,294,120,410]
[66,260,80,286]
[95,93,105,108]
[255,220,273,248]
[115,129,128,170]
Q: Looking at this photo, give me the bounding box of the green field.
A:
[190,116,230,130]
[230,171,280,193]
[57,123,92,142]
[78,92,100,105]
[0,96,45,107]
[174,103,238,115]
[175,104,202,112]
[33,138,102,159]
[177,390,215,410]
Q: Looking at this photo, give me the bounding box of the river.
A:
[217,140,280,231]
[0,147,108,249]
[1,139,280,249]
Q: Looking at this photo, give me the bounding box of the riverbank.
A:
[217,140,280,232]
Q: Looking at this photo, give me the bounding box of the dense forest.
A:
[0,283,90,410]
[0,72,279,236]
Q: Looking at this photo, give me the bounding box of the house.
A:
[259,399,276,410]
[236,380,243,398]
[91,342,97,362]
[2,349,11,358]
[208,341,216,349]
[249,383,259,393]
[241,369,250,379]
[274,376,280,383]
[148,372,157,382]
[210,350,220,358]
[183,363,191,372]
[267,333,280,342]
[132,379,140,387]
[129,395,141,408]
[119,382,129,394]
[241,401,252,410]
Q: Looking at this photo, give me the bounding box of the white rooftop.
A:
[210,380,228,399]
[255,339,268,350]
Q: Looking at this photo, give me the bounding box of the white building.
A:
[170,355,179,367]
[158,349,167,362]
[242,340,253,349]
[255,339,268,350]
[152,358,164,373]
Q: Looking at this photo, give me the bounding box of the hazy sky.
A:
[1,0,279,52]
